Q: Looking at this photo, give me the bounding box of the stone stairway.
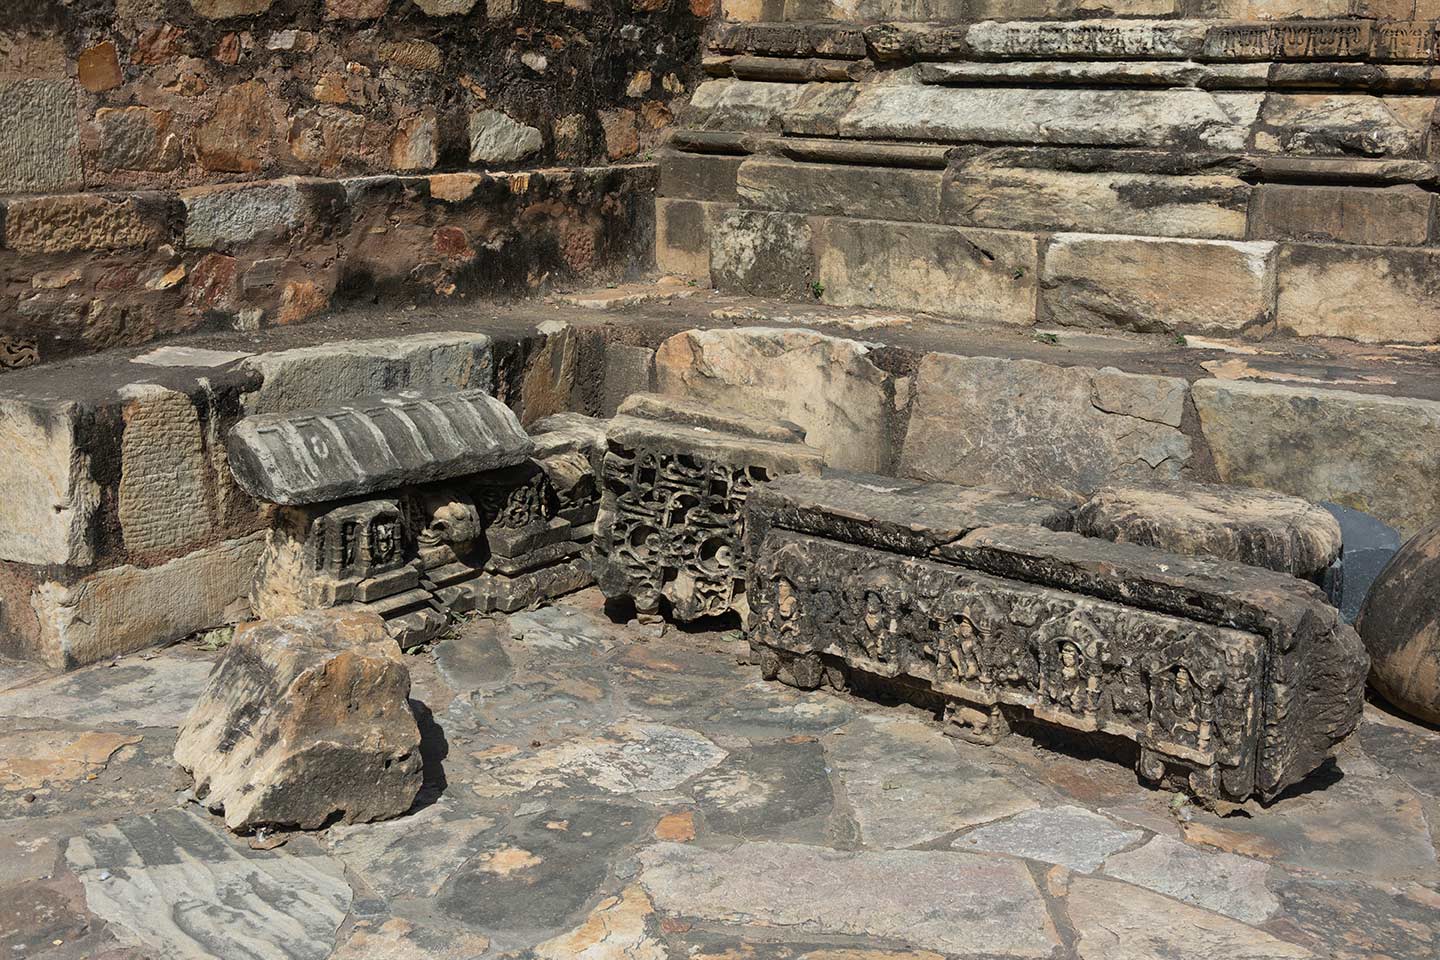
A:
[658,1,1440,343]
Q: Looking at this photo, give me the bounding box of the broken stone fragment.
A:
[1075,480,1342,580]
[174,609,423,833]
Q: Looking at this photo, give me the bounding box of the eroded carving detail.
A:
[750,530,1267,797]
[595,440,766,621]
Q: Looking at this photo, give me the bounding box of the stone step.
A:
[659,152,1440,342]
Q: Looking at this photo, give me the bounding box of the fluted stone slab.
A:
[228,389,533,506]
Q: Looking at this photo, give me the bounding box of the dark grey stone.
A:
[1322,502,1401,622]
[228,389,534,506]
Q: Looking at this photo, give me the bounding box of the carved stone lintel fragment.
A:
[746,474,1367,804]
[591,394,824,623]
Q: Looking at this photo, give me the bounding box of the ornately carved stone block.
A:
[746,475,1368,804]
[236,392,604,645]
[592,393,824,622]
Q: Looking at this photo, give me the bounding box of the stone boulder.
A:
[174,610,423,833]
[1356,522,1440,725]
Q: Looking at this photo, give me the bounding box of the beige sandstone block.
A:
[1250,184,1432,247]
[1254,95,1437,160]
[815,218,1039,325]
[1192,378,1440,537]
[944,165,1248,240]
[654,327,890,472]
[31,535,264,669]
[901,353,1192,501]
[739,157,944,222]
[0,399,100,567]
[3,194,169,254]
[1041,234,1276,335]
[117,384,215,557]
[240,332,494,413]
[656,197,732,280]
[834,85,1261,153]
[1275,244,1440,344]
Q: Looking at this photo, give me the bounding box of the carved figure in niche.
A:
[930,591,1004,687]
[1039,614,1104,716]
[765,575,802,641]
[308,500,407,580]
[945,701,1010,745]
[1149,662,1215,752]
[852,569,908,662]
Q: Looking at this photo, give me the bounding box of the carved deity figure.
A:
[1039,614,1104,716]
[763,575,802,642]
[853,570,907,663]
[1150,665,1214,751]
[930,592,1001,687]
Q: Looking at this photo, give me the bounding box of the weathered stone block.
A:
[744,473,1073,562]
[191,0,275,15]
[174,609,422,833]
[600,344,656,417]
[195,80,276,173]
[1254,95,1436,160]
[659,152,746,202]
[117,384,216,558]
[964,17,1206,59]
[94,106,181,172]
[815,218,1038,324]
[1040,234,1276,335]
[1274,244,1440,344]
[654,327,890,472]
[1249,184,1432,247]
[0,398,101,567]
[0,79,82,194]
[1356,521,1440,725]
[943,164,1249,240]
[685,78,809,132]
[1192,378,1440,538]
[2,194,173,255]
[656,198,732,279]
[710,209,814,298]
[182,180,308,250]
[228,390,534,505]
[1075,480,1342,580]
[738,157,944,222]
[901,353,1191,502]
[32,535,264,669]
[593,405,824,622]
[748,478,1368,802]
[240,331,494,413]
[468,110,542,165]
[829,85,1261,152]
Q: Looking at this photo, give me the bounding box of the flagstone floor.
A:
[2,588,1437,960]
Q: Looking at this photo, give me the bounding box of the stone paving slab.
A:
[0,588,1435,960]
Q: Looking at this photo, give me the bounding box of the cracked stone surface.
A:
[2,588,1436,959]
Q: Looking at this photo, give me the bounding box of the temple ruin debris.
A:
[173,609,422,833]
[234,390,604,645]
[745,474,1369,803]
[592,393,824,623]
[1357,520,1440,725]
